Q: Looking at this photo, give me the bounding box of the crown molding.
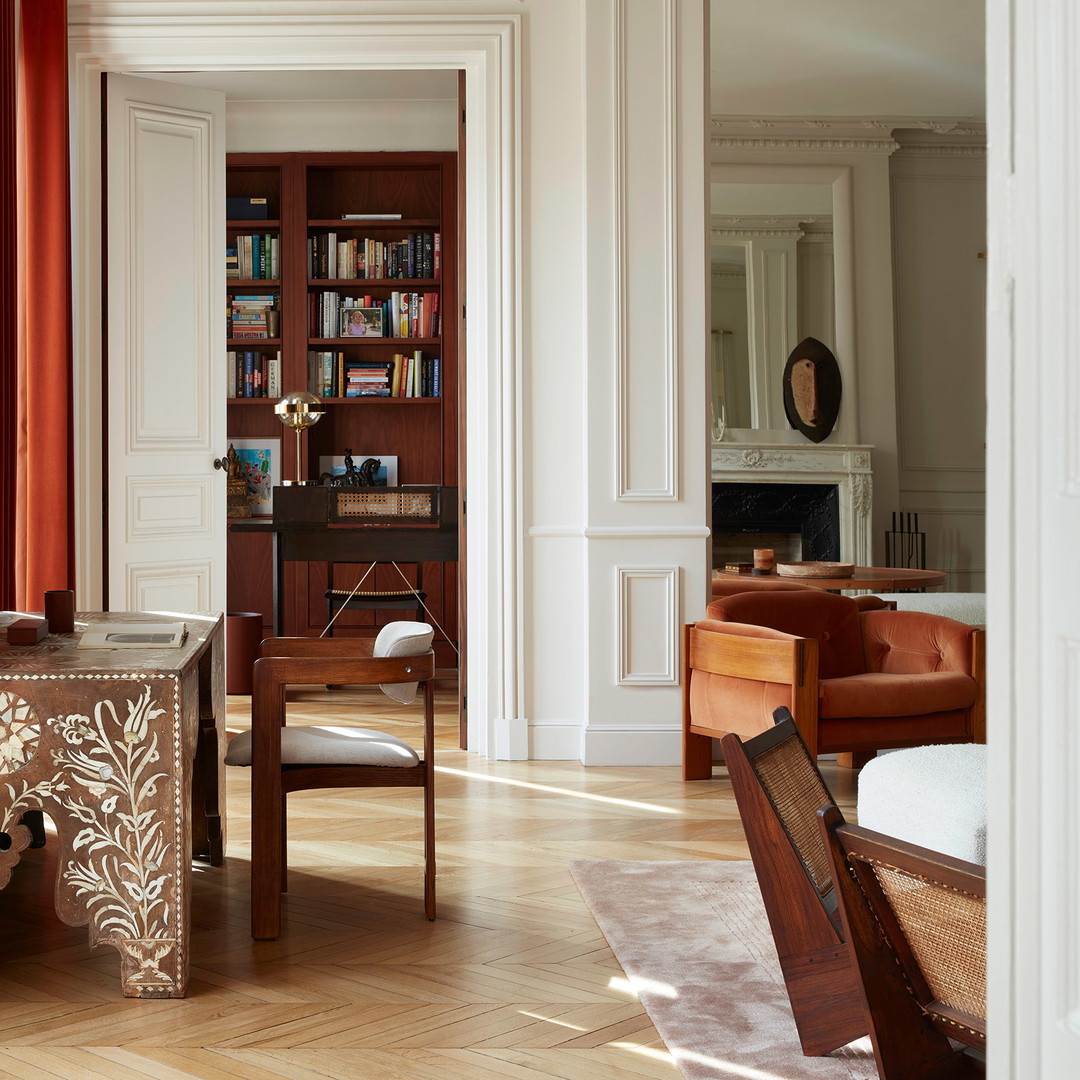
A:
[711,115,986,156]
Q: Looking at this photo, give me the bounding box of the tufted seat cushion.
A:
[225,725,420,767]
[819,671,977,718]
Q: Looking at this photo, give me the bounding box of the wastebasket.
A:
[226,612,264,695]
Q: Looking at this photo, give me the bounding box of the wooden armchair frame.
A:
[250,636,436,940]
[721,716,865,1055]
[818,804,986,1079]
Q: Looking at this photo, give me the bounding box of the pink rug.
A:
[569,859,878,1080]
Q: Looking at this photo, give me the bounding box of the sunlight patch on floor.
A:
[435,765,682,814]
[517,1010,589,1031]
[608,975,678,999]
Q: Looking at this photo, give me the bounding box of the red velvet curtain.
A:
[0,1,16,608]
[13,0,74,608]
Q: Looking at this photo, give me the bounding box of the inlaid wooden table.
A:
[0,610,225,998]
[715,565,947,592]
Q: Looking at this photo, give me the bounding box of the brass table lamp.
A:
[274,391,324,485]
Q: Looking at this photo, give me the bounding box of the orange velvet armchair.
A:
[683,590,985,777]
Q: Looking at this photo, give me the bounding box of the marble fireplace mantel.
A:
[711,442,874,565]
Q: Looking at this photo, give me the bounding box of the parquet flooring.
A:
[0,680,858,1079]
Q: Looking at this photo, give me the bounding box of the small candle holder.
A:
[752,548,775,575]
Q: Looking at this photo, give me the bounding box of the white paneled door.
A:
[104,74,226,612]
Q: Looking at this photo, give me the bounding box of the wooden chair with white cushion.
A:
[225,622,436,940]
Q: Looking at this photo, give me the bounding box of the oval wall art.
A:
[782,336,842,443]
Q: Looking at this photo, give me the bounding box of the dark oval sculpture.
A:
[782,337,842,443]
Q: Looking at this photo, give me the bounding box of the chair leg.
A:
[683,730,715,780]
[252,768,284,940]
[837,750,875,769]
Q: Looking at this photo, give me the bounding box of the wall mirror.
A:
[710,164,856,444]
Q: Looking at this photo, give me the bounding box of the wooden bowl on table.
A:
[776,561,855,579]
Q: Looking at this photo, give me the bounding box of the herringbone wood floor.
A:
[0,680,858,1080]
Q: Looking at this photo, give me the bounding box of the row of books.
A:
[227,234,279,280]
[227,350,281,398]
[308,232,441,280]
[309,291,440,339]
[307,350,441,399]
[229,294,280,340]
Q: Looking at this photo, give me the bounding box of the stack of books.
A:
[230,295,279,339]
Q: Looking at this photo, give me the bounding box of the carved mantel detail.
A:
[711,443,874,565]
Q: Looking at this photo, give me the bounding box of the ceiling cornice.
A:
[710,115,986,156]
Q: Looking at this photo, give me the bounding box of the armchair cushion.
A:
[225,725,420,767]
[374,621,435,703]
[708,590,866,679]
[819,670,977,718]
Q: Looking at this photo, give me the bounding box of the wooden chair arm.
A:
[258,636,377,659]
[687,623,816,687]
[252,650,435,690]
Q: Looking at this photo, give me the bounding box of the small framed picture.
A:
[319,454,398,487]
[230,437,281,515]
[340,306,383,337]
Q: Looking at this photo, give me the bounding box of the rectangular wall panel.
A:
[128,477,212,541]
[127,562,212,613]
[615,0,678,499]
[616,566,679,684]
[129,112,213,451]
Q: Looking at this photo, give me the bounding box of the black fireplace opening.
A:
[711,483,841,564]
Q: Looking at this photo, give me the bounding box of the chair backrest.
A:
[721,711,869,1056]
[709,590,867,678]
[818,804,987,1063]
[725,710,836,902]
[710,576,817,599]
[374,621,434,703]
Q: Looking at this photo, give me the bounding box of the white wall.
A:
[223,99,458,153]
[890,127,986,591]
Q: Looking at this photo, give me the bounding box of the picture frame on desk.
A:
[319,454,398,487]
[340,306,383,337]
[230,437,281,515]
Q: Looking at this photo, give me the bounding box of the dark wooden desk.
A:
[230,516,458,637]
[0,611,225,997]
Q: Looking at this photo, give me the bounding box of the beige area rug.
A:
[569,859,878,1080]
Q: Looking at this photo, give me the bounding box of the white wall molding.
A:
[712,135,900,155]
[580,725,682,767]
[985,0,1080,1072]
[616,566,680,686]
[614,0,680,501]
[67,7,521,760]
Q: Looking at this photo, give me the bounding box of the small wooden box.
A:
[6,617,48,644]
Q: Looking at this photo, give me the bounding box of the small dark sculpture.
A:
[320,449,383,488]
[782,337,842,444]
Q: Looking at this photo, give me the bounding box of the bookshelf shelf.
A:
[226,150,458,648]
[227,219,281,228]
[308,278,439,288]
[308,218,439,229]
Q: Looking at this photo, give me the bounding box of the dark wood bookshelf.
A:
[225,150,459,664]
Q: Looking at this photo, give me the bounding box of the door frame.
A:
[68,12,522,759]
